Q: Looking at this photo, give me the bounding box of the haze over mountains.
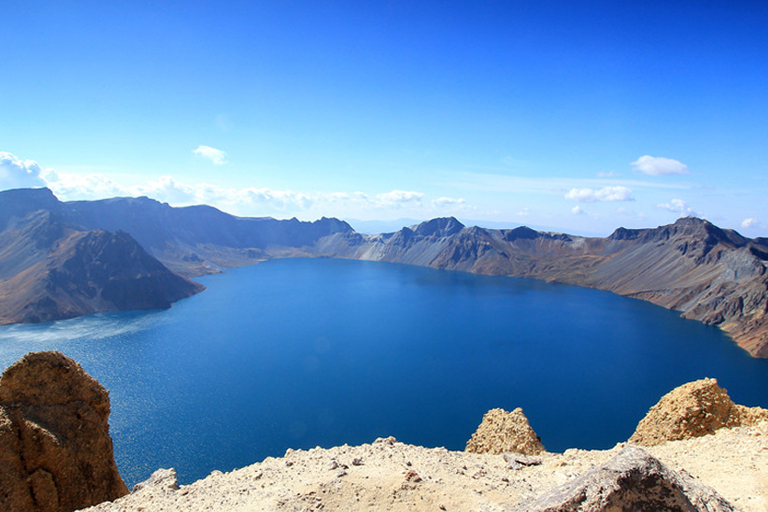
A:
[1,188,767,358]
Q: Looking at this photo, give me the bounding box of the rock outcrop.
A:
[0,351,128,512]
[629,377,768,446]
[523,446,736,512]
[465,407,545,455]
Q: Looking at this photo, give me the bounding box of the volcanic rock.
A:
[629,377,768,446]
[0,351,128,512]
[465,407,545,455]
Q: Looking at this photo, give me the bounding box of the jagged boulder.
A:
[629,377,768,446]
[522,445,735,512]
[0,351,129,512]
[466,407,545,455]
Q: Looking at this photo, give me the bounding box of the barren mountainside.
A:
[342,216,768,357]
[0,190,203,325]
[1,188,767,358]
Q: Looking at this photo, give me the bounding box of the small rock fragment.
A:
[404,469,422,482]
[503,453,542,470]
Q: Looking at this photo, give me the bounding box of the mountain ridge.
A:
[0,191,204,325]
[2,188,766,358]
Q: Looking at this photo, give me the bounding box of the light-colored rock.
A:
[466,407,545,455]
[132,468,179,493]
[0,351,129,512]
[522,445,735,511]
[629,377,768,446]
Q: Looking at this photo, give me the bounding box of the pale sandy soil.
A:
[81,423,768,512]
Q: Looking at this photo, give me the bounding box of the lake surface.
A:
[1,258,768,486]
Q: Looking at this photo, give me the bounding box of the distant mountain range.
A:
[2,188,767,358]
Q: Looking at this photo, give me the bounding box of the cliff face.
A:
[0,351,128,512]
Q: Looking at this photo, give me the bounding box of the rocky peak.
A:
[413,217,465,238]
[314,217,355,235]
[609,217,745,249]
[0,187,63,231]
[502,226,539,241]
[0,351,128,512]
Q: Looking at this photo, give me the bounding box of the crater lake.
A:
[1,258,767,486]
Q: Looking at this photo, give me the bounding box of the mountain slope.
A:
[64,196,358,275]
[0,191,204,325]
[345,217,768,357]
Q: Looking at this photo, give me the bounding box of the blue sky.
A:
[2,1,767,235]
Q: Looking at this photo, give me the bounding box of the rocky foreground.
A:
[82,380,768,512]
[80,425,767,512]
[2,351,767,512]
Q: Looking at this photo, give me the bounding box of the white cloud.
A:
[564,186,634,203]
[631,155,688,176]
[0,152,49,189]
[192,145,227,165]
[741,218,759,228]
[432,197,466,207]
[596,171,620,178]
[138,176,198,204]
[571,205,585,215]
[47,172,132,200]
[657,198,696,216]
[375,190,424,208]
[136,178,315,212]
[1,151,485,220]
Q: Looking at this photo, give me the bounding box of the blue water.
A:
[1,258,767,486]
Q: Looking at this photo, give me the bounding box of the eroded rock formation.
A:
[0,351,128,512]
[629,377,768,446]
[465,407,545,455]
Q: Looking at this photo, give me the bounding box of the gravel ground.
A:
[81,422,768,512]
